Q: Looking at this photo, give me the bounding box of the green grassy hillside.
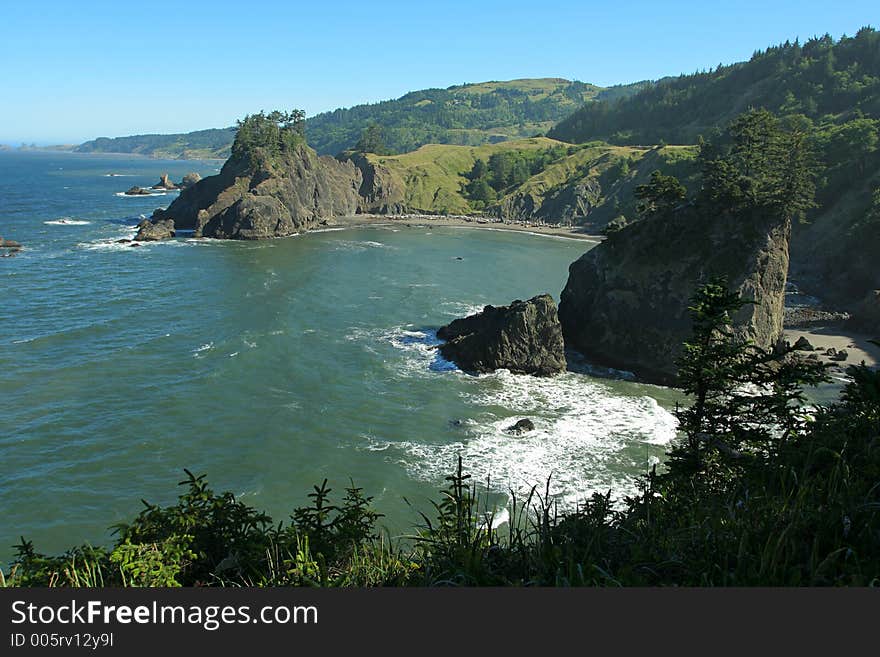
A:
[75,78,646,159]
[359,137,698,223]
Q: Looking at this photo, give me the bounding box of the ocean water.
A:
[0,151,681,560]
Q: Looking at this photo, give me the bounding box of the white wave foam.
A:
[386,327,458,374]
[332,239,394,252]
[192,342,214,358]
[437,300,485,318]
[363,366,678,509]
[114,191,174,198]
[44,218,91,226]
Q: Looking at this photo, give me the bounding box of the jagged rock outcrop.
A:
[559,209,791,384]
[437,294,566,376]
[345,153,408,214]
[135,218,175,241]
[500,179,601,224]
[178,172,202,189]
[124,186,151,196]
[149,145,363,239]
[151,173,178,190]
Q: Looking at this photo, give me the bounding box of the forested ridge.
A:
[75,78,643,159]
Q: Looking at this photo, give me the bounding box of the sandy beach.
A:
[326,213,604,241]
[784,327,880,368]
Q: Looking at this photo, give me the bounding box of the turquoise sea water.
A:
[0,151,681,561]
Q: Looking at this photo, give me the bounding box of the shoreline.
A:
[784,326,879,369]
[326,213,604,241]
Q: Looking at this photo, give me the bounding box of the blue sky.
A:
[1,0,876,144]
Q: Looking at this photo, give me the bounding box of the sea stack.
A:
[437,294,567,376]
[151,173,178,190]
[558,209,791,384]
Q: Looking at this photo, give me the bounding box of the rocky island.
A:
[437,294,566,376]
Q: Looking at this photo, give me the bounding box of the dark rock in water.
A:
[151,173,178,190]
[134,218,175,241]
[793,336,815,351]
[438,294,566,376]
[178,172,202,189]
[129,242,141,248]
[559,208,791,384]
[0,238,22,248]
[124,186,151,196]
[153,144,364,240]
[505,418,535,434]
[116,239,131,244]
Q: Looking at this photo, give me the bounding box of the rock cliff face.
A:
[558,208,791,383]
[345,153,409,214]
[500,178,601,224]
[437,294,566,376]
[150,145,363,240]
[849,290,880,334]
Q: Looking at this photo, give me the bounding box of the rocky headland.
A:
[146,144,398,240]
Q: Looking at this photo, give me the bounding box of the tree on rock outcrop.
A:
[232,109,307,163]
[634,170,687,219]
[698,108,817,222]
[355,124,388,155]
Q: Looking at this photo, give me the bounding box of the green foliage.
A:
[113,469,273,585]
[602,214,629,235]
[460,145,570,205]
[697,109,817,222]
[75,127,236,159]
[109,537,196,587]
[551,28,880,146]
[354,124,388,155]
[230,109,306,165]
[672,277,828,473]
[76,79,625,159]
[634,170,687,219]
[308,78,604,155]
